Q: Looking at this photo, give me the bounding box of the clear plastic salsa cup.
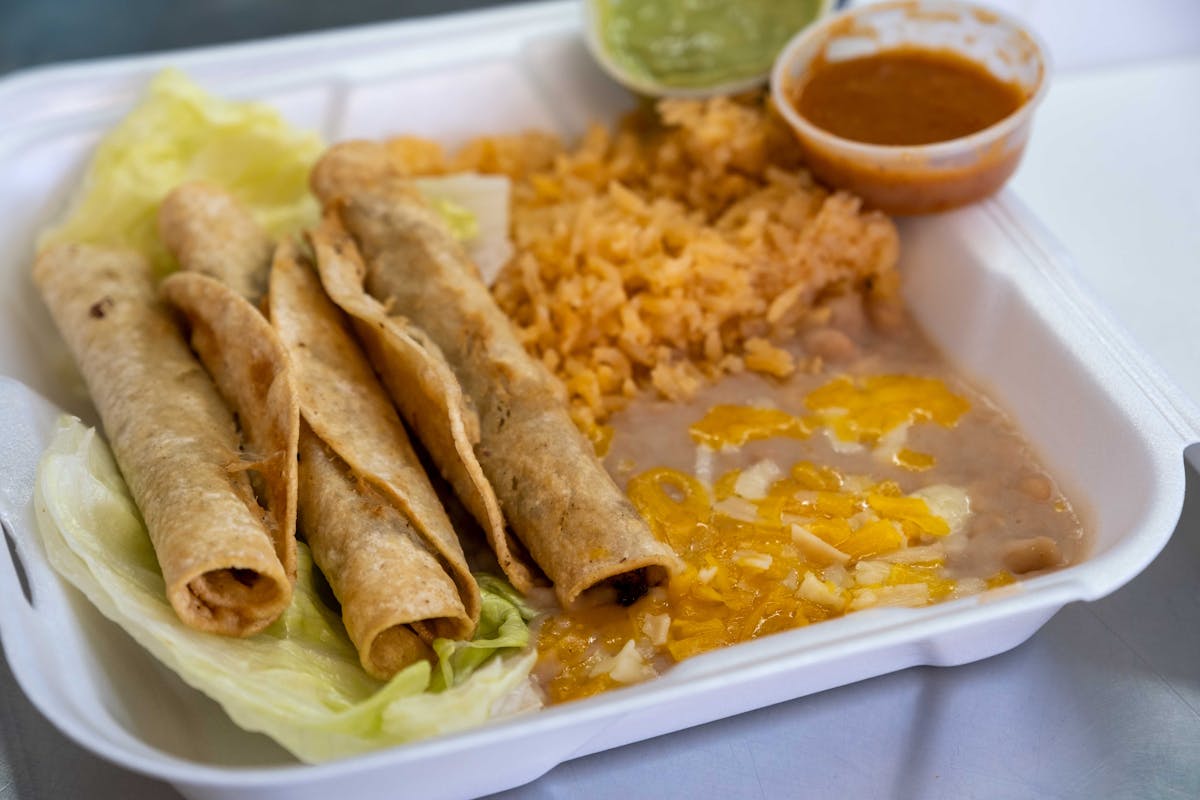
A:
[771,0,1050,215]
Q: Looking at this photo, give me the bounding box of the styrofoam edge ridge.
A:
[980,194,1193,600]
[988,194,1200,446]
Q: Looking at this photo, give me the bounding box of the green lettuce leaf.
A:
[37,69,323,274]
[36,67,515,289]
[34,416,539,763]
[432,574,537,691]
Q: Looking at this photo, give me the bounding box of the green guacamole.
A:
[597,0,825,90]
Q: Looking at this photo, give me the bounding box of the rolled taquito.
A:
[306,214,541,594]
[298,426,460,676]
[158,182,274,306]
[269,241,477,676]
[33,243,292,636]
[159,271,299,582]
[158,185,477,675]
[311,142,681,607]
[159,184,300,582]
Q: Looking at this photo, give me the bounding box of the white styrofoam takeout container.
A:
[0,3,1197,799]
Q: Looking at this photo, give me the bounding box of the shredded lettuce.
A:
[37,67,514,287]
[37,69,323,274]
[432,575,536,691]
[34,416,539,763]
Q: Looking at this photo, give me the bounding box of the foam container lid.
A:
[0,3,1197,798]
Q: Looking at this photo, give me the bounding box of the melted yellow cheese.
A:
[689,405,814,449]
[538,374,991,704]
[686,374,969,471]
[806,374,969,447]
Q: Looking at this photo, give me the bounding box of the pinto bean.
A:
[1018,474,1053,502]
[1003,537,1062,574]
[803,328,858,363]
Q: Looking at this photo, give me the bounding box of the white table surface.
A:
[2,2,1198,798]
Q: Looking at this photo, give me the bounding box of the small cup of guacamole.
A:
[585,0,834,98]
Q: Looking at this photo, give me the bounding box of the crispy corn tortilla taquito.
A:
[307,214,541,593]
[158,271,299,583]
[269,241,477,675]
[158,184,477,675]
[312,142,682,607]
[159,184,300,582]
[298,425,460,675]
[158,182,274,306]
[33,243,292,636]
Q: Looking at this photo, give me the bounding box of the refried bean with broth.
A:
[380,94,1082,704]
[532,298,1082,703]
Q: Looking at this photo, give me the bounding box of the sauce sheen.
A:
[796,48,1027,145]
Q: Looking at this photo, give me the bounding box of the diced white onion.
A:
[822,426,865,454]
[850,583,930,610]
[848,510,874,530]
[910,484,972,536]
[734,459,782,500]
[641,614,671,647]
[713,496,759,523]
[874,421,911,462]
[694,445,715,487]
[790,524,850,565]
[589,640,656,684]
[822,563,851,588]
[799,571,846,610]
[953,577,988,598]
[733,550,773,571]
[841,475,873,493]
[878,544,945,564]
[853,560,891,586]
